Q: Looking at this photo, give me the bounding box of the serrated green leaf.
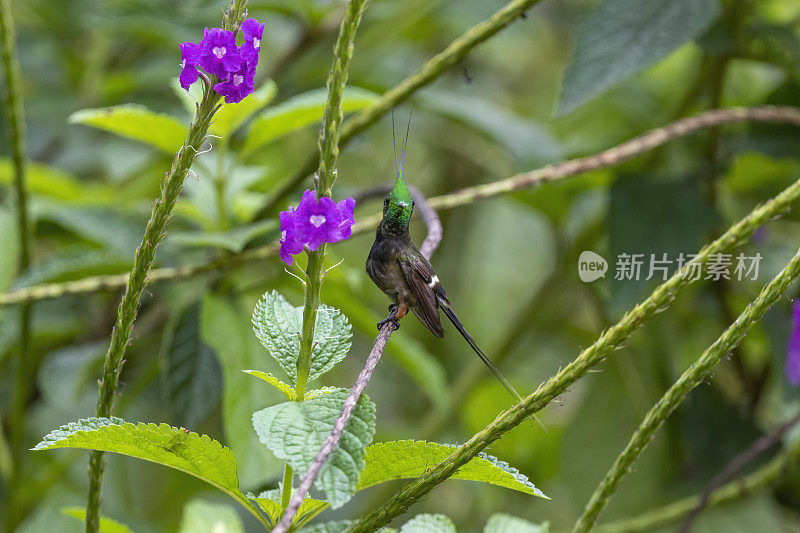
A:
[251,291,352,385]
[252,391,376,508]
[358,441,547,498]
[242,370,296,400]
[33,417,257,513]
[400,514,456,533]
[69,104,188,153]
[483,514,549,533]
[178,499,244,533]
[211,79,277,138]
[164,304,222,427]
[249,489,328,525]
[558,0,721,115]
[241,87,378,155]
[62,507,134,533]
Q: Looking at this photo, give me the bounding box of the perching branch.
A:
[3,106,799,309]
[83,2,249,531]
[273,184,442,533]
[573,246,800,532]
[255,0,547,217]
[346,175,800,533]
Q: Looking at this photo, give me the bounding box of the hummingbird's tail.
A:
[436,295,523,403]
[436,294,546,432]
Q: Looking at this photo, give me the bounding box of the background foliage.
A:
[2,0,800,531]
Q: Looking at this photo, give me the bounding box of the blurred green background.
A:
[2,0,800,531]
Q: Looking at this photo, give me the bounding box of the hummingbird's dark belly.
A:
[366,236,417,305]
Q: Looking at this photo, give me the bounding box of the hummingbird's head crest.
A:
[381,110,414,234]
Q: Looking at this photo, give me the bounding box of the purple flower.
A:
[213,56,256,103]
[279,208,305,266]
[787,300,800,386]
[179,41,201,90]
[240,18,265,62]
[177,19,265,103]
[199,27,240,78]
[278,190,357,265]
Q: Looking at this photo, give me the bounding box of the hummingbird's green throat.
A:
[381,174,414,234]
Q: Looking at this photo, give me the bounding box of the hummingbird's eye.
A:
[384,197,389,208]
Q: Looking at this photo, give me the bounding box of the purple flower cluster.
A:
[179,18,265,103]
[787,300,800,386]
[280,190,356,265]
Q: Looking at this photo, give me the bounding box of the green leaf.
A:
[400,514,456,533]
[558,0,721,115]
[358,441,547,498]
[0,159,114,203]
[211,79,278,138]
[201,295,284,487]
[178,499,244,533]
[169,219,278,253]
[241,87,379,156]
[61,507,135,533]
[163,304,222,427]
[249,489,328,525]
[242,370,338,401]
[69,104,188,153]
[242,370,296,400]
[33,418,255,511]
[252,390,377,508]
[483,514,549,533]
[251,291,352,385]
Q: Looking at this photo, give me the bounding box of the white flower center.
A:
[233,74,244,86]
[280,230,287,241]
[181,59,186,68]
[212,46,226,59]
[254,38,261,49]
[309,215,326,228]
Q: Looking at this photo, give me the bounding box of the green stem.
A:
[86,89,223,533]
[84,4,249,530]
[256,0,545,217]
[294,0,369,399]
[347,176,800,533]
[573,251,800,531]
[1,1,32,529]
[281,463,294,510]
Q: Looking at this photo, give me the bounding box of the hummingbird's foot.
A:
[377,305,401,331]
[376,315,401,331]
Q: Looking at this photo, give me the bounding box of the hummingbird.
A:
[365,115,525,407]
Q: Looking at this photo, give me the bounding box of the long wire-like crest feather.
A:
[400,110,412,175]
[392,109,400,178]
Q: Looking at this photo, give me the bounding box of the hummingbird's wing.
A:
[398,252,444,337]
